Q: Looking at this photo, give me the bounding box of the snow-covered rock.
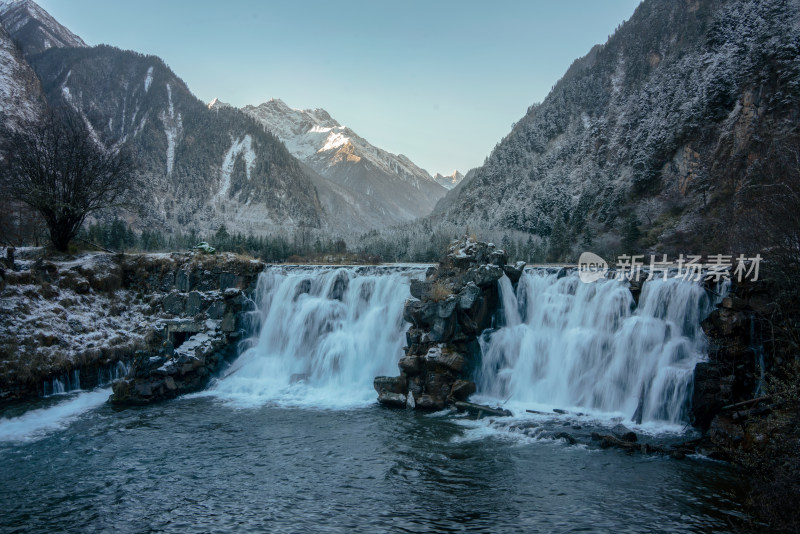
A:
[0,250,264,404]
[432,170,464,190]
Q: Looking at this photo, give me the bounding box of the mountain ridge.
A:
[431,0,800,259]
[241,97,447,223]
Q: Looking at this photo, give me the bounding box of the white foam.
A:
[0,388,110,443]
[207,266,424,409]
[477,271,714,425]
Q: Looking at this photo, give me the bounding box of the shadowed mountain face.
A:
[242,98,447,224]
[0,0,85,56]
[0,20,43,126]
[434,0,800,256]
[24,45,324,235]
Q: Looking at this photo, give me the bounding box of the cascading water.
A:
[477,270,717,425]
[209,265,426,408]
[42,369,81,397]
[97,361,131,387]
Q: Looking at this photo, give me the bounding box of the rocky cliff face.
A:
[0,21,43,127]
[374,237,524,410]
[692,279,776,432]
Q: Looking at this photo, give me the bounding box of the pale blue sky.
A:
[37,0,641,176]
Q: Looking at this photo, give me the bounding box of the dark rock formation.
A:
[0,249,263,405]
[375,236,523,411]
[691,280,769,430]
[109,258,260,405]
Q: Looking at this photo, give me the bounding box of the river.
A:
[0,265,749,532]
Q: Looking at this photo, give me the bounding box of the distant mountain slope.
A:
[434,0,800,257]
[26,45,324,234]
[0,0,85,55]
[0,21,42,126]
[241,98,447,222]
[0,0,335,235]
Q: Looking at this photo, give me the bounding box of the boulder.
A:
[503,261,526,284]
[403,298,437,327]
[221,312,236,332]
[207,299,226,320]
[450,379,476,401]
[555,431,577,445]
[425,347,465,372]
[374,375,406,395]
[162,292,184,315]
[415,394,445,411]
[185,291,203,315]
[378,391,407,408]
[219,272,239,290]
[457,283,481,311]
[470,264,504,288]
[611,423,638,443]
[176,269,192,292]
[410,279,430,300]
[398,355,421,375]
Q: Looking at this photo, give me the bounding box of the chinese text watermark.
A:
[578,252,762,283]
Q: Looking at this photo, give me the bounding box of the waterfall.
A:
[477,270,716,424]
[43,369,82,397]
[97,361,131,387]
[210,265,425,408]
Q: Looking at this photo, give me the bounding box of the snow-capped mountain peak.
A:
[242,98,447,220]
[243,99,438,186]
[433,170,464,190]
[207,97,231,110]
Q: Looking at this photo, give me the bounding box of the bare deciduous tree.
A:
[0,107,135,252]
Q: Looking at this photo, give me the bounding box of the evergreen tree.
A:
[622,214,641,253]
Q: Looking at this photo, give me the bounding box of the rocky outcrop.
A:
[374,237,523,411]
[691,281,769,430]
[0,248,264,404]
[109,286,252,405]
[108,255,262,405]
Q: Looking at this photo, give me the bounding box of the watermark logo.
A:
[577,252,762,283]
[578,251,609,283]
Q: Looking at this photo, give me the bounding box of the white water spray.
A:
[209,266,425,408]
[477,270,716,424]
[0,388,111,443]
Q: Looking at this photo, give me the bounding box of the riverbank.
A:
[0,248,264,403]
